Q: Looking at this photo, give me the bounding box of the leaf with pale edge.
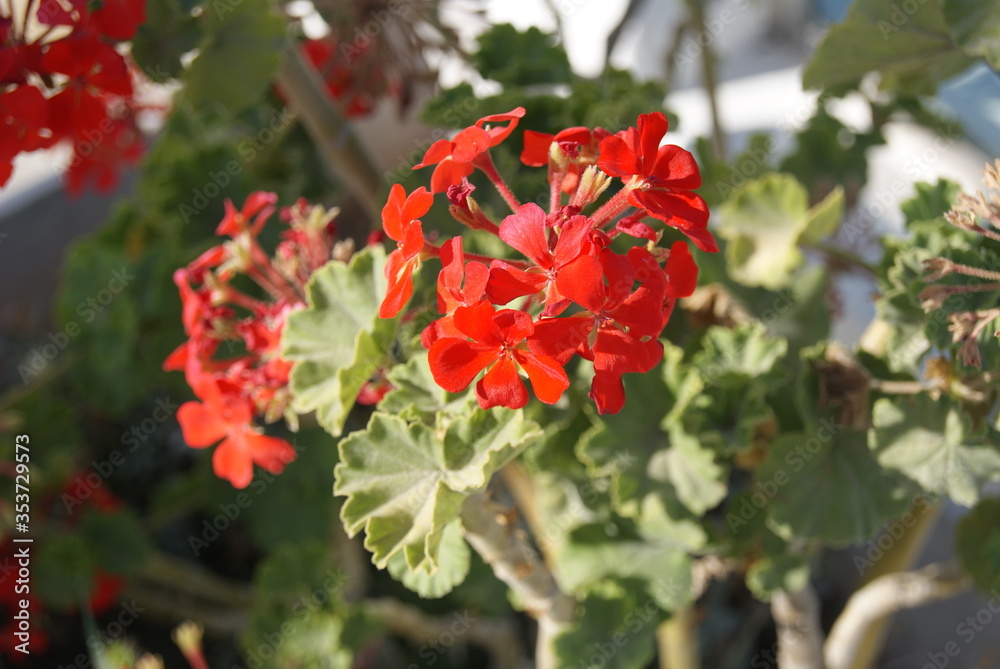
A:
[759,429,912,545]
[386,520,471,598]
[871,396,1000,508]
[718,174,843,289]
[336,409,541,570]
[282,248,396,437]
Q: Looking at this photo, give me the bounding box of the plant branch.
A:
[276,46,382,232]
[124,583,249,636]
[824,562,970,669]
[656,605,699,669]
[460,492,576,669]
[137,552,254,608]
[771,585,826,669]
[684,0,725,157]
[363,597,523,669]
[804,241,878,276]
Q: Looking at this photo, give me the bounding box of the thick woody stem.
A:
[824,562,970,669]
[772,585,826,669]
[275,46,382,231]
[460,492,576,669]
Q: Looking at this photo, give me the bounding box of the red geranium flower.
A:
[414,107,525,192]
[428,301,569,409]
[177,378,296,489]
[380,183,433,318]
[598,112,716,252]
[486,203,600,315]
[556,247,671,413]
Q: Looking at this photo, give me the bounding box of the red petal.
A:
[650,145,702,189]
[593,329,663,376]
[401,186,433,224]
[90,0,146,40]
[679,225,719,254]
[631,189,710,228]
[380,251,417,318]
[634,112,668,174]
[492,308,535,343]
[381,184,407,240]
[478,106,525,146]
[246,433,297,473]
[528,316,592,364]
[614,217,657,241]
[499,203,551,267]
[400,219,424,258]
[555,254,607,313]
[428,337,496,392]
[485,262,547,305]
[664,241,698,298]
[597,134,639,177]
[212,434,254,489]
[450,126,491,163]
[414,139,453,169]
[589,370,626,415]
[514,350,569,404]
[451,301,501,344]
[475,358,528,409]
[429,157,475,193]
[177,401,228,447]
[521,130,554,166]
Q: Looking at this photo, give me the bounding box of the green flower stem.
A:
[460,492,576,669]
[276,46,383,232]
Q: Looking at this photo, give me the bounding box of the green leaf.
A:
[282,248,396,437]
[717,174,844,289]
[652,429,728,516]
[559,521,693,612]
[870,396,1000,507]
[746,554,810,601]
[130,0,200,81]
[942,0,1000,70]
[243,428,339,545]
[802,0,974,95]
[386,520,470,598]
[182,0,286,113]
[900,179,961,224]
[759,429,912,544]
[473,23,572,87]
[378,353,470,422]
[553,585,664,669]
[335,409,541,570]
[956,497,1000,592]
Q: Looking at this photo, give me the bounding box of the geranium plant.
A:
[5,1,1000,668]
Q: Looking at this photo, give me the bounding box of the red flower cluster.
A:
[165,193,357,488]
[381,109,712,414]
[0,0,147,191]
[301,37,390,118]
